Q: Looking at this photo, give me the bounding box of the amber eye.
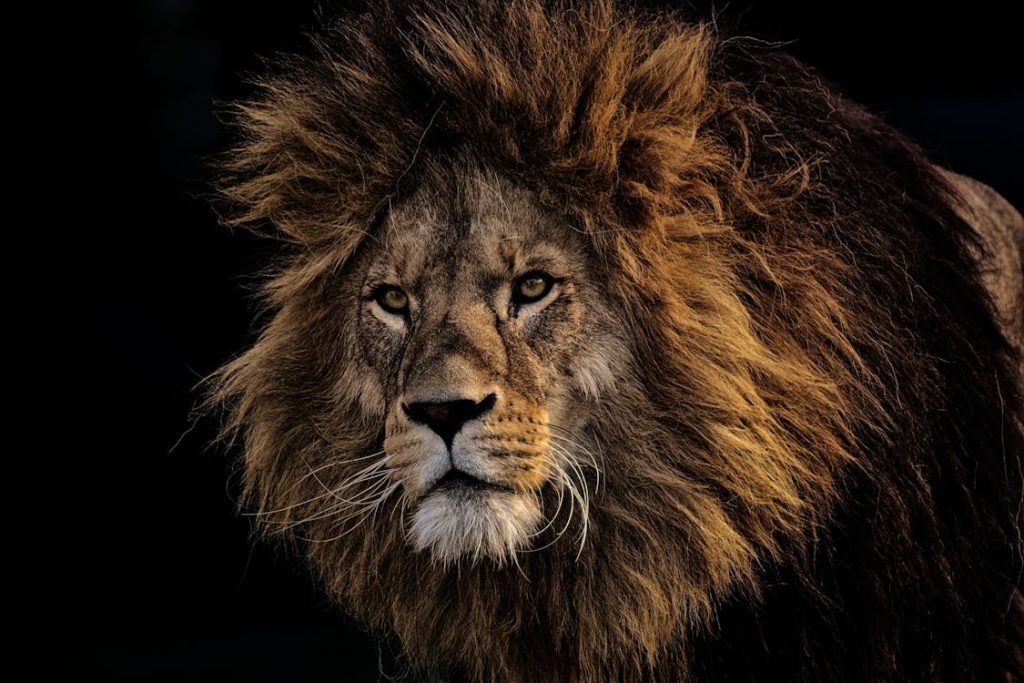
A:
[374,286,409,314]
[513,271,555,305]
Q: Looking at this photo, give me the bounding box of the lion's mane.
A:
[211,1,1024,680]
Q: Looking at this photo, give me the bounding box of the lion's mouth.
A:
[432,469,514,493]
[410,466,544,563]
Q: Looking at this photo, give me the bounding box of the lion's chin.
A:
[408,486,542,566]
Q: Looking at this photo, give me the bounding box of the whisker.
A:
[257,449,395,532]
[249,448,389,511]
[290,480,399,537]
[309,472,394,511]
[527,457,578,553]
[248,451,389,519]
[543,424,603,496]
[244,488,336,518]
[263,476,395,530]
[310,482,402,543]
[548,441,591,559]
[554,462,579,547]
[527,459,568,546]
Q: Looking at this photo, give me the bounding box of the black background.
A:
[28,1,1022,680]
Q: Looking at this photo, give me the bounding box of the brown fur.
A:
[207,1,1024,680]
[948,171,1024,352]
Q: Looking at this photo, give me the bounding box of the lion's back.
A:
[947,171,1024,355]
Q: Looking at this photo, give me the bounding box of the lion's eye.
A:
[374,286,409,314]
[513,271,555,305]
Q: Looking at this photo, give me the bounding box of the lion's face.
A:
[351,171,624,564]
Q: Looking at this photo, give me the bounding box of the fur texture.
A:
[208,1,1024,680]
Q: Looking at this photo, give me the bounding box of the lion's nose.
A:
[403,393,497,448]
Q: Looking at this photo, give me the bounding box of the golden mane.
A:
[209,1,1024,680]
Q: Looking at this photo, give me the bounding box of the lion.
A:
[207,1,1024,680]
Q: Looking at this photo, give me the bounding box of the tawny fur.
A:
[207,1,1024,680]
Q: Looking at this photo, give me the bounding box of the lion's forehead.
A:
[375,171,587,292]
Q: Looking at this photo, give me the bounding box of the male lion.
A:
[209,1,1024,680]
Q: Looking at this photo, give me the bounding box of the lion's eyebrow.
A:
[493,233,525,271]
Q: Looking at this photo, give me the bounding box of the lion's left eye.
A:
[374,285,409,314]
[513,271,555,305]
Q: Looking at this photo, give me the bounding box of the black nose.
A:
[403,393,497,448]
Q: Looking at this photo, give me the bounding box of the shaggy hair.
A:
[209,1,1024,680]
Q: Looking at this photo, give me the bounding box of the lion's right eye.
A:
[512,271,555,306]
[374,286,409,315]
